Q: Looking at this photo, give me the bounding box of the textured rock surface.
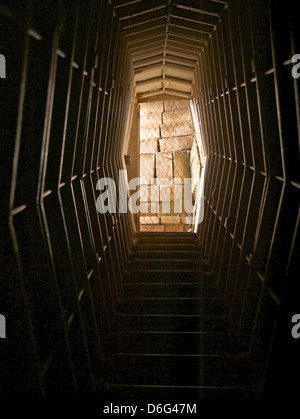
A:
[163,108,191,124]
[174,150,191,183]
[140,101,164,114]
[156,152,173,183]
[164,100,190,111]
[139,100,199,231]
[159,136,193,151]
[160,216,181,224]
[139,225,165,232]
[140,140,158,154]
[160,121,193,138]
[140,153,155,184]
[140,124,160,140]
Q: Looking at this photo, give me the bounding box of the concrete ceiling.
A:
[112,0,228,101]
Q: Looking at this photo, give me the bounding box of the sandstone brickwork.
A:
[139,100,200,232]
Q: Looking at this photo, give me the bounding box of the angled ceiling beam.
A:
[210,0,228,4]
[162,0,173,93]
[134,61,194,76]
[164,76,192,88]
[126,27,166,43]
[112,0,142,7]
[164,88,191,98]
[166,42,202,55]
[167,32,206,48]
[174,0,224,16]
[131,47,165,61]
[137,89,165,100]
[165,47,199,61]
[123,17,167,36]
[131,43,164,55]
[130,44,165,57]
[115,0,166,20]
[165,54,197,67]
[127,34,165,49]
[136,76,193,90]
[134,62,164,75]
[120,9,167,28]
[172,6,219,26]
[136,76,163,87]
[167,39,203,53]
[133,54,163,68]
[168,24,209,41]
[165,61,194,73]
[169,15,213,34]
[137,88,191,100]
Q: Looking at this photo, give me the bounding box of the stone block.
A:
[174,150,191,182]
[140,140,158,153]
[165,224,184,232]
[181,215,194,225]
[160,216,181,224]
[140,153,155,184]
[164,100,190,112]
[159,136,193,151]
[182,200,195,215]
[159,184,184,201]
[140,202,158,216]
[159,201,186,216]
[160,184,174,202]
[140,216,160,224]
[140,124,160,140]
[140,224,165,232]
[161,121,193,138]
[140,101,164,115]
[163,108,191,124]
[190,139,199,163]
[140,111,162,126]
[156,152,173,183]
[140,185,159,202]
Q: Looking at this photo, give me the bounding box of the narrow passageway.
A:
[103,232,258,399]
[1,0,299,401]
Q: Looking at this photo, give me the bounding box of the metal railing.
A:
[192,0,300,394]
[1,0,134,397]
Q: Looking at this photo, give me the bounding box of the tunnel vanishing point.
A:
[0,0,300,400]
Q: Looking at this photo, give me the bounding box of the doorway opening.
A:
[138,100,202,232]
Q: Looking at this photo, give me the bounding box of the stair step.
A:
[136,250,201,260]
[133,259,201,271]
[137,236,197,245]
[138,232,195,237]
[117,298,225,316]
[105,384,260,400]
[106,354,257,387]
[113,314,231,333]
[124,270,203,283]
[106,236,260,397]
[123,283,217,298]
[137,243,200,251]
[107,332,249,355]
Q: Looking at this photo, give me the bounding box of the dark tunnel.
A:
[0,0,300,401]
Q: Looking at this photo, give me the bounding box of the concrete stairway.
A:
[103,233,259,400]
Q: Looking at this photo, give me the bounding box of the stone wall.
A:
[139,100,197,232]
